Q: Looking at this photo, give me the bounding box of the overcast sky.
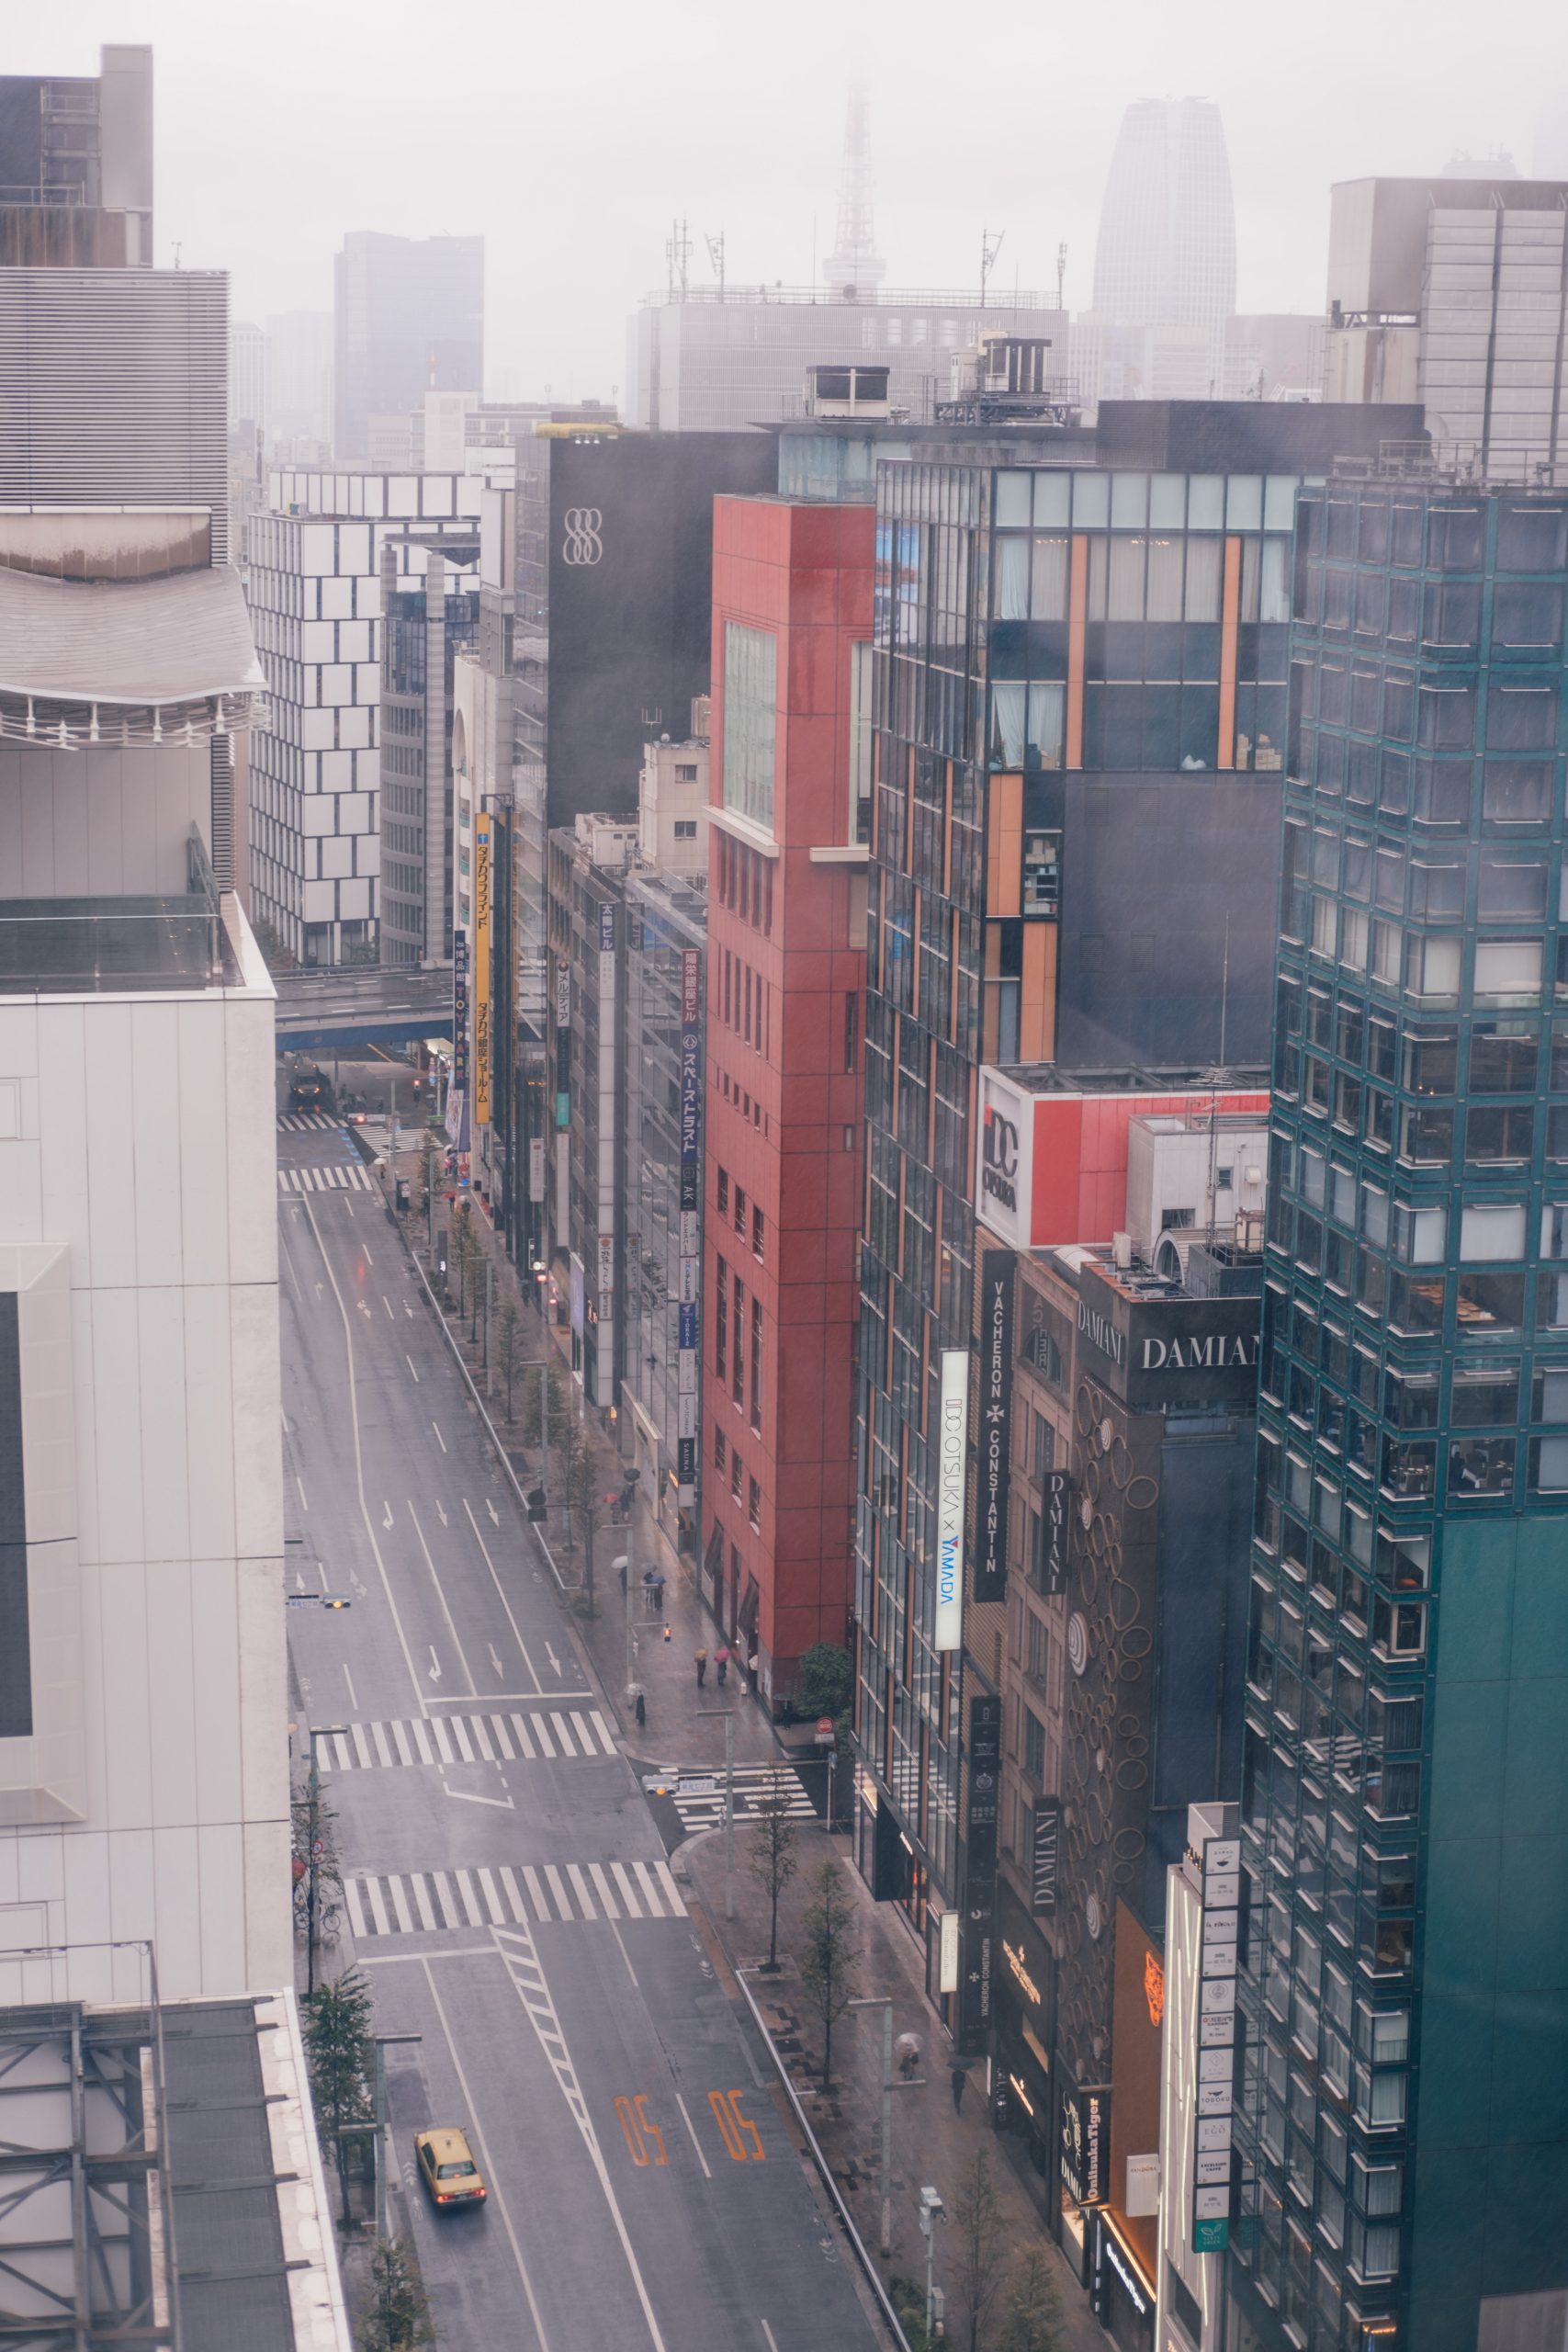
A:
[19,0,1568,402]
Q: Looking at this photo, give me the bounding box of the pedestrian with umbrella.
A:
[714,1644,730,1687]
[694,1647,708,1689]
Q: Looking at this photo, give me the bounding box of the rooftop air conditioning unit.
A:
[1112,1230,1134,1270]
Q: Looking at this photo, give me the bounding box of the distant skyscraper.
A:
[333,231,483,461]
[1088,97,1237,399]
[230,320,265,431]
[822,85,886,296]
[265,308,333,449]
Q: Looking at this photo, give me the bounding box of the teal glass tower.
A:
[1230,476,1568,2350]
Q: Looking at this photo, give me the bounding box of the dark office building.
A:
[1228,476,1568,2352]
[854,407,1412,2040]
[0,44,152,265]
[333,231,484,461]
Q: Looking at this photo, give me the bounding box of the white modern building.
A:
[0,522,288,2006]
[246,466,485,966]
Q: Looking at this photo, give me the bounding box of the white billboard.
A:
[935,1349,969,1652]
[976,1067,1034,1249]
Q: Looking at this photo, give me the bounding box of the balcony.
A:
[0,831,237,996]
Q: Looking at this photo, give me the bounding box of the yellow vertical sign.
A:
[473,817,491,1128]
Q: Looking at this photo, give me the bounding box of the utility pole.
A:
[849,1996,923,2257]
[980,227,1004,308]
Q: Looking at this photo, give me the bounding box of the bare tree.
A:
[747,1767,801,1972]
[799,1860,858,2087]
[360,2237,437,2352]
[497,1299,522,1422]
[952,2146,1006,2352]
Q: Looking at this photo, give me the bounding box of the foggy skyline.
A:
[17,0,1568,405]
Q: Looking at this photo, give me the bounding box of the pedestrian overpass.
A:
[272,965,453,1053]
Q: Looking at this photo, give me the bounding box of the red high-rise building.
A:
[702,495,874,1707]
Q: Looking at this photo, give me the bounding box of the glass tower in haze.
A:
[1229,472,1568,2352]
[1088,98,1237,401]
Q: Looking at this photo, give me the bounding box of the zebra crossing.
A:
[277,1112,339,1132]
[670,1760,816,1832]
[315,1708,618,1773]
[343,1854,687,1938]
[276,1163,376,1193]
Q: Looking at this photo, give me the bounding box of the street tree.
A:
[995,2245,1062,2352]
[952,2146,1006,2352]
[799,1859,859,2088]
[797,1641,853,1718]
[302,1968,374,2229]
[290,1770,344,1995]
[747,1766,801,1972]
[359,2237,437,2352]
[497,1299,522,1422]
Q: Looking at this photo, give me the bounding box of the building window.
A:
[717,1168,728,1217]
[733,1275,745,1408]
[676,763,698,783]
[714,1424,726,1471]
[748,1476,761,1532]
[673,819,698,839]
[1023,1708,1045,1784]
[1026,1612,1049,1690]
[752,1205,764,1260]
[723,623,777,830]
[716,1255,728,1383]
[849,641,874,844]
[735,1184,746,1238]
[750,1298,763,1432]
[730,1451,743,1501]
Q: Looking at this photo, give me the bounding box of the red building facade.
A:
[702,495,874,1706]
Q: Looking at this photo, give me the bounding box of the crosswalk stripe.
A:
[592,1711,616,1756]
[478,1868,507,1925]
[655,1860,684,1913]
[549,1712,575,1756]
[333,1733,352,1771]
[469,1717,494,1762]
[432,1871,457,1929]
[454,1870,479,1924]
[566,1864,596,1919]
[500,1866,529,1924]
[391,1722,413,1767]
[509,1711,536,1759]
[371,1723,393,1768]
[489,1714,515,1761]
[633,1860,662,1916]
[611,1862,642,1919]
[533,1714,557,1759]
[412,1720,433,1765]
[389,1877,414,1935]
[351,1724,372,1770]
[344,1880,367,1938]
[542,1864,570,1921]
[432,1719,454,1766]
[521,1866,548,1921]
[311,1711,623,1774]
[589,1863,619,1918]
[451,1720,476,1764]
[412,1876,436,1932]
[366,1879,390,1937]
[570,1712,596,1754]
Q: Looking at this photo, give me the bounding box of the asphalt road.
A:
[275,1108,881,2352]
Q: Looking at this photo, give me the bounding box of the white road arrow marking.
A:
[545,1644,561,1676]
[314,1282,323,1300]
[487,1499,500,1526]
[435,1499,448,1527]
[489,1643,504,1679]
[433,1422,446,1453]
[441,1783,515,1810]
[428,1646,443,1683]
[404,1302,414,1317]
[382,1501,394,1530]
[294,1568,306,1591]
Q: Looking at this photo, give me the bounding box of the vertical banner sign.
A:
[934,1350,969,1652]
[554,961,571,1130]
[448,928,469,1150]
[1031,1796,1061,1915]
[472,820,491,1128]
[529,1137,546,1203]
[1185,1812,1242,2250]
[676,945,702,1501]
[1042,1470,1070,1597]
[960,1691,1002,2039]
[975,1250,1015,1604]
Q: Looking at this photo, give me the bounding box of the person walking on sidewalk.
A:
[714,1645,730,1687]
[951,2064,967,2114]
[694,1647,709,1690]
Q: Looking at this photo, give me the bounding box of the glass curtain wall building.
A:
[855,451,1303,2007]
[1229,476,1568,2352]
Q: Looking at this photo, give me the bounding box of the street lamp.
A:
[303,1725,348,1997]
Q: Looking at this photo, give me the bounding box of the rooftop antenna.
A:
[665,219,691,300]
[980,228,1004,308]
[705,231,725,301]
[172,240,182,269]
[823,84,886,294]
[1056,241,1067,311]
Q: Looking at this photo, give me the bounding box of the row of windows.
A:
[1300,489,1568,575]
[711,1426,761,1532]
[714,1169,764,1261]
[715,831,774,933]
[713,1253,763,1436]
[716,948,771,1057]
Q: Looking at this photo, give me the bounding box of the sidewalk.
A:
[679,1819,1107,2352]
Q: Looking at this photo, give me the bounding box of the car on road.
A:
[413,2126,487,2210]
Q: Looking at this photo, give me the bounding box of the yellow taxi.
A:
[413,2126,487,2210]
